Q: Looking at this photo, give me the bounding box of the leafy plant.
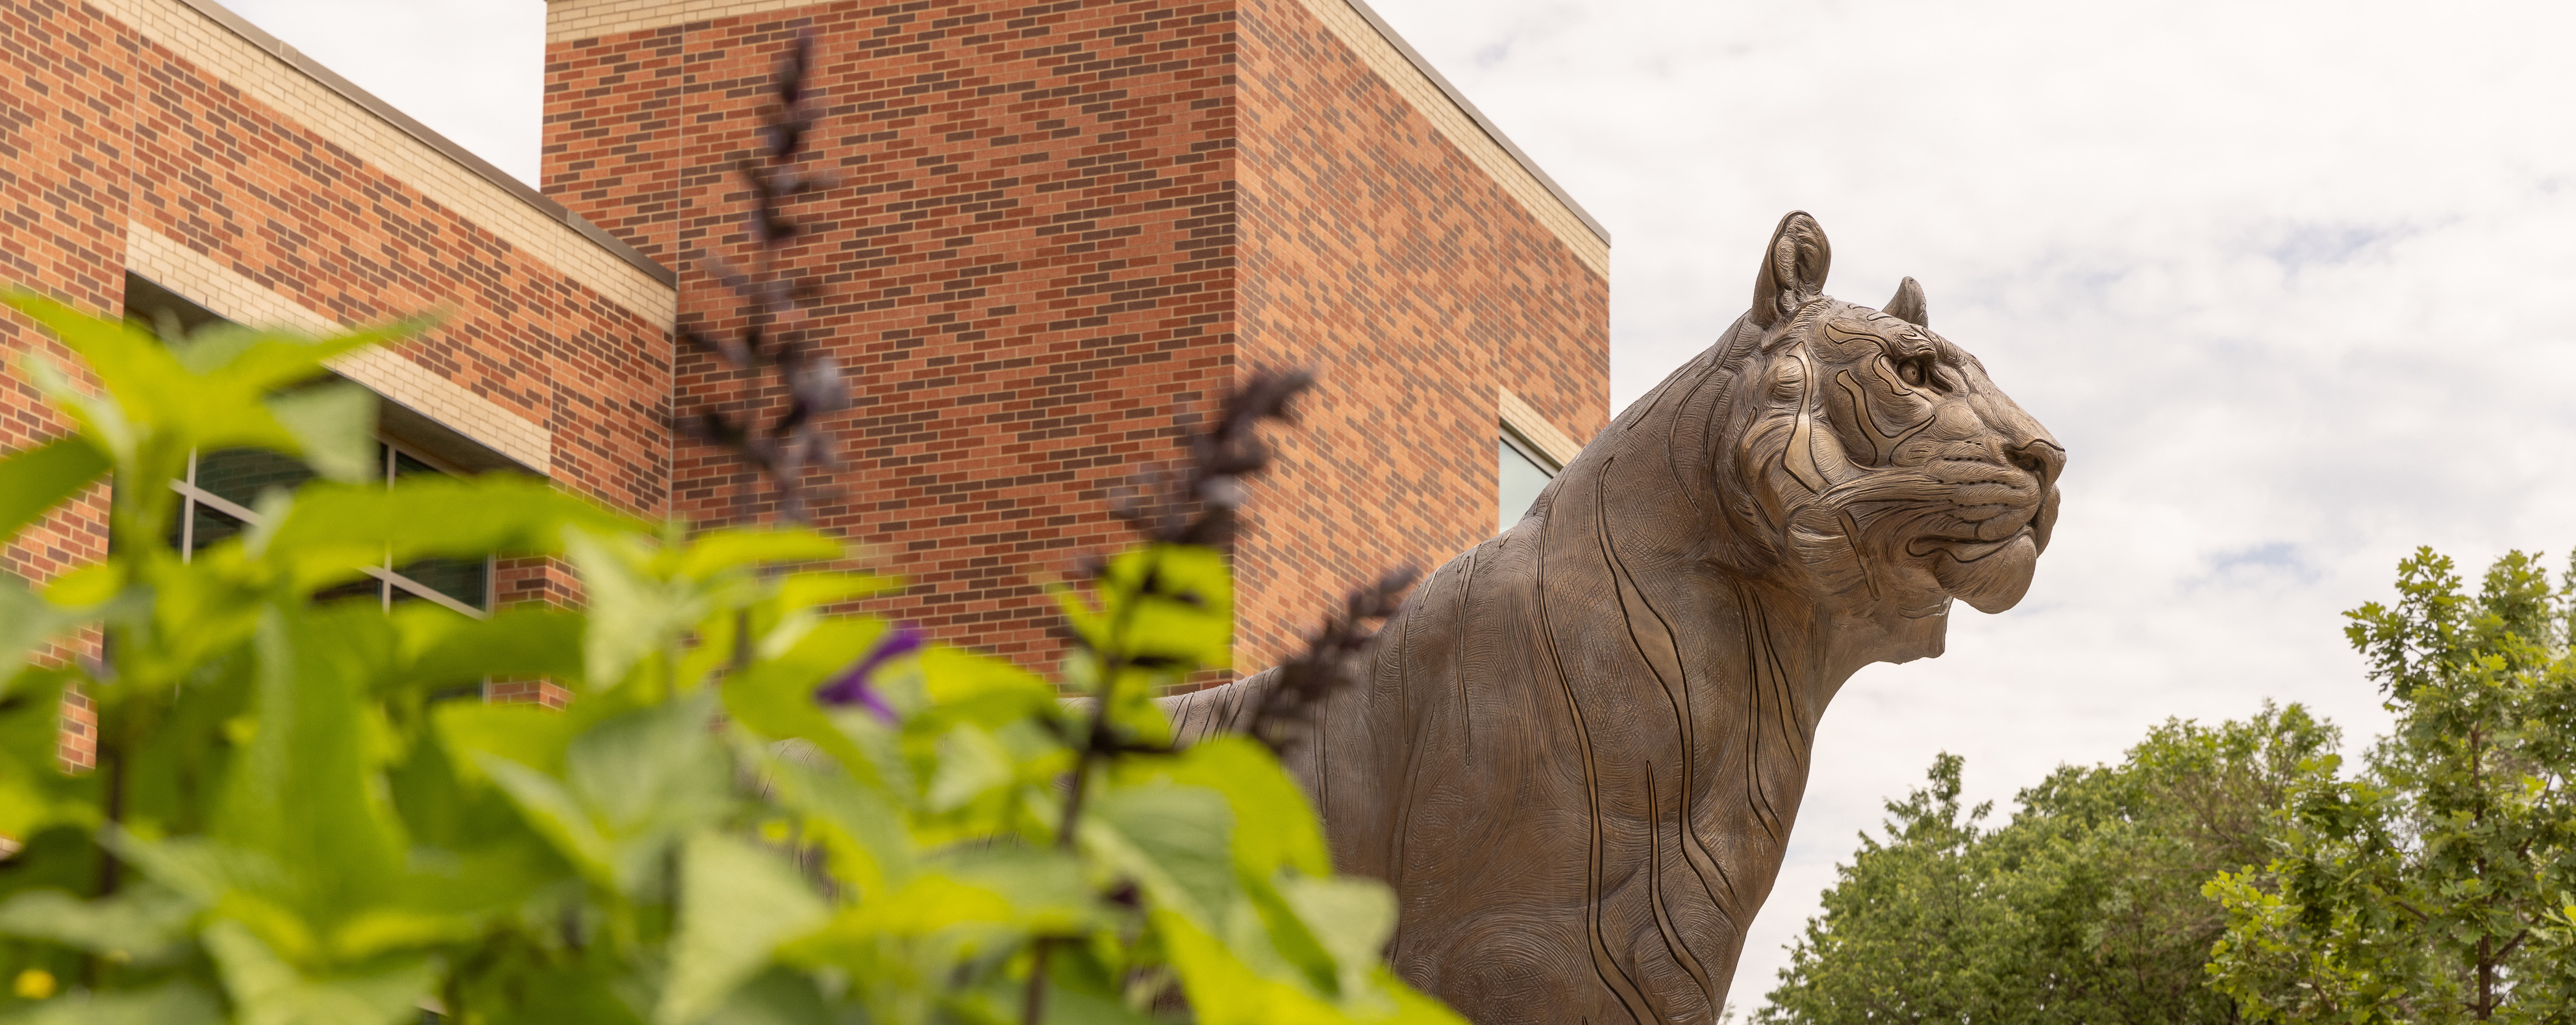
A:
[0,297,1460,1024]
[2205,549,2576,1023]
[1758,704,2338,1024]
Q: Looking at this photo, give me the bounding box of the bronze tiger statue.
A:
[1169,211,2064,1023]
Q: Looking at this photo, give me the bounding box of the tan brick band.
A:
[125,226,556,474]
[97,0,679,330]
[545,0,818,42]
[1499,387,1585,468]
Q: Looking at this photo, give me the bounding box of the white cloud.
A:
[215,0,2576,1009]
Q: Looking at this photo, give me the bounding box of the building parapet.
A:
[97,0,680,328]
[542,0,1610,277]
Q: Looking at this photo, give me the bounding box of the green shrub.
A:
[0,295,1460,1025]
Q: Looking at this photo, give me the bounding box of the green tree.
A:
[2205,549,2576,1023]
[1757,752,2011,1023]
[0,297,1463,1024]
[1760,705,2335,1024]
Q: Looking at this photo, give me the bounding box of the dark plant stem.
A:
[1021,942,1054,1025]
[92,721,123,898]
[1019,375,1318,1025]
[1024,548,1158,1025]
[732,608,753,676]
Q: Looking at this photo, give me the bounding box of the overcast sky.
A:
[225,0,2576,1006]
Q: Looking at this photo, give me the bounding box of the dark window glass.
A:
[392,449,438,483]
[1499,436,1557,535]
[195,449,316,508]
[314,576,386,606]
[397,557,488,610]
[190,503,247,552]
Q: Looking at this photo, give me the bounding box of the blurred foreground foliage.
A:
[0,297,1464,1025]
[1760,548,2576,1024]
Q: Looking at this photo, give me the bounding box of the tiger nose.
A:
[2005,439,2064,488]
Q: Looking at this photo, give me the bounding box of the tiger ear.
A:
[1751,211,1832,328]
[1883,277,1929,327]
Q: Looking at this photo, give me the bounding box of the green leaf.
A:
[203,919,436,1025]
[673,528,844,580]
[951,981,1155,1025]
[924,725,1016,814]
[0,981,223,1025]
[1156,909,1466,1025]
[457,959,648,1025]
[1083,784,1238,929]
[564,690,734,843]
[214,606,407,935]
[722,619,884,776]
[435,700,584,782]
[1277,876,1397,1003]
[0,577,73,687]
[741,743,913,896]
[562,528,704,689]
[1121,737,1331,878]
[264,478,638,591]
[912,647,1062,741]
[0,438,107,545]
[825,847,1094,939]
[0,885,197,963]
[171,317,432,389]
[477,691,734,897]
[3,295,416,500]
[1097,545,1232,672]
[776,571,897,613]
[702,967,838,1025]
[262,382,378,484]
[5,294,194,432]
[393,605,586,693]
[1155,909,1344,1025]
[921,647,1056,709]
[0,669,101,839]
[477,756,618,889]
[657,832,829,1025]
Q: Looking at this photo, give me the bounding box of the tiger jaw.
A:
[1914,527,2042,613]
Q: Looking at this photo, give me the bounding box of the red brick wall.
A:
[4,0,679,743]
[548,0,1242,669]
[0,0,676,593]
[121,35,677,516]
[540,0,1608,677]
[1229,0,1609,667]
[0,0,129,587]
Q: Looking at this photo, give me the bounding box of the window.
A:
[1498,427,1559,534]
[129,272,505,617]
[171,442,492,616]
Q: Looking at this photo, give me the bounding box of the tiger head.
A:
[1714,212,2063,650]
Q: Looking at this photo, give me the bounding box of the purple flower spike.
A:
[814,624,923,721]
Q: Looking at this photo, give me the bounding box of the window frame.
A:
[1499,425,1562,478]
[130,269,506,619]
[1496,423,1562,536]
[168,441,494,618]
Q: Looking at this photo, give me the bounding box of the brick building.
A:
[1,0,1607,680]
